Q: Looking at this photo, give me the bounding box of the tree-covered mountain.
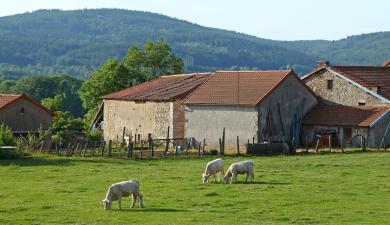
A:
[0,9,389,79]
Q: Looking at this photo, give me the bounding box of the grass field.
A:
[1,152,390,225]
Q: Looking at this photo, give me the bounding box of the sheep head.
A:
[202,173,209,183]
[102,199,112,210]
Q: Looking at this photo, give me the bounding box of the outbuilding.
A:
[0,94,54,134]
[183,70,318,150]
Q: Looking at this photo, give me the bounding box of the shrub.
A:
[0,124,15,146]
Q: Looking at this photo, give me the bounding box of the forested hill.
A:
[0,9,389,79]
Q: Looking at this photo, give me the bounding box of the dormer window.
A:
[20,107,25,116]
[327,80,333,90]
[358,100,366,106]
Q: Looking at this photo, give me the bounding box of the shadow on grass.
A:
[115,208,187,212]
[215,181,290,185]
[0,156,73,167]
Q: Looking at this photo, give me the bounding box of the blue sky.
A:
[1,0,389,41]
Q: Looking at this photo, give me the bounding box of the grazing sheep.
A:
[102,180,144,210]
[224,160,254,184]
[203,158,224,183]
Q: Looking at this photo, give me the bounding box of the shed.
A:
[183,70,318,150]
[0,94,54,134]
[101,73,212,141]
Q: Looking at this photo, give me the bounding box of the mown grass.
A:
[0,152,390,225]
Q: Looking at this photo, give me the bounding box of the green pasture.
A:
[0,152,389,224]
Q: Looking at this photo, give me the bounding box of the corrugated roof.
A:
[102,73,213,101]
[183,70,297,106]
[0,94,54,116]
[302,105,389,127]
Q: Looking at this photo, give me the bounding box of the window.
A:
[327,80,333,90]
[20,107,25,116]
[358,100,366,106]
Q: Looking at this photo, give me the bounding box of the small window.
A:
[358,102,366,106]
[327,80,333,90]
[20,107,25,116]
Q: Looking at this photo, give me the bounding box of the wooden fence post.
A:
[127,141,133,158]
[148,133,153,158]
[329,135,332,152]
[83,139,88,157]
[362,136,366,152]
[198,142,201,156]
[164,126,170,157]
[222,128,225,156]
[175,140,178,157]
[101,141,106,157]
[202,138,206,156]
[305,136,309,153]
[237,136,240,155]
[122,127,126,146]
[219,138,222,155]
[315,136,320,153]
[141,140,144,158]
[108,140,112,157]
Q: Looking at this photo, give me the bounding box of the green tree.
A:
[51,111,84,133]
[41,94,63,112]
[79,59,132,111]
[124,39,184,80]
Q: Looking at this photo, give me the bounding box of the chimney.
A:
[382,58,390,67]
[317,60,330,68]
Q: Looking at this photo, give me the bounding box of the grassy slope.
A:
[0,153,389,225]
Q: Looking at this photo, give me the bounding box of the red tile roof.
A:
[0,94,54,116]
[184,70,307,106]
[102,73,213,101]
[303,65,390,100]
[302,105,389,127]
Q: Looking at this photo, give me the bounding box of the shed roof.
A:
[0,94,54,116]
[184,70,312,106]
[102,73,212,101]
[302,105,389,127]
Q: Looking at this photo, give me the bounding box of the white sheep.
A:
[102,180,144,210]
[224,160,254,184]
[203,158,224,183]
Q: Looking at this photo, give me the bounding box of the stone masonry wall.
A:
[103,100,173,141]
[304,70,385,106]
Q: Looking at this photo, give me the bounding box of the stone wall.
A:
[0,99,52,133]
[185,105,258,150]
[258,75,318,143]
[103,100,173,141]
[304,70,385,106]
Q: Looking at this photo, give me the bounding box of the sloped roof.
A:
[303,65,390,101]
[302,105,389,127]
[0,94,54,116]
[102,73,212,101]
[184,70,311,106]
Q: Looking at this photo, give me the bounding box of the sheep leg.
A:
[231,173,237,184]
[117,195,122,210]
[213,174,216,182]
[250,172,254,183]
[130,193,137,208]
[138,192,144,208]
[245,172,250,183]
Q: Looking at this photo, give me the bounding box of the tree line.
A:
[0,39,183,136]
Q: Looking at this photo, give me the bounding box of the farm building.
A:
[183,70,318,150]
[301,60,390,148]
[100,73,212,142]
[302,105,389,148]
[0,94,54,134]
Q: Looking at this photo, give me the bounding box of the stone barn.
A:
[301,60,390,148]
[101,73,212,141]
[0,94,54,134]
[183,70,318,150]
